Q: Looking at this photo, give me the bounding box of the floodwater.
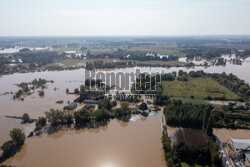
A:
[0,116,22,145]
[0,55,249,166]
[213,128,250,143]
[4,113,166,167]
[0,56,249,119]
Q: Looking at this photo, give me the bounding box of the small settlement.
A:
[221,138,250,167]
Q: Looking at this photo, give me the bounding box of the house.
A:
[231,139,250,165]
[84,104,95,109]
[67,102,77,110]
[246,152,250,166]
[231,139,250,151]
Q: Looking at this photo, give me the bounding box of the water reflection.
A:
[5,113,166,167]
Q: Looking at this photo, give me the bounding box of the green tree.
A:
[205,114,214,137]
[139,102,148,111]
[22,113,30,123]
[115,102,131,118]
[39,90,44,97]
[35,117,47,129]
[166,158,175,167]
[9,128,25,146]
[1,141,14,157]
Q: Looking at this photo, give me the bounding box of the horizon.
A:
[1,35,250,38]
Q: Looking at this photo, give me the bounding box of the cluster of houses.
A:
[65,51,86,59]
[222,138,250,167]
[66,100,98,110]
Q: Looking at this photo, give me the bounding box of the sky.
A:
[0,0,250,36]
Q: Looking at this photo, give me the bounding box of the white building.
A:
[231,139,250,166]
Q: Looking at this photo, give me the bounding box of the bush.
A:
[139,102,148,111]
[1,141,14,157]
[39,90,44,97]
[36,117,47,127]
[22,113,30,123]
[10,128,26,146]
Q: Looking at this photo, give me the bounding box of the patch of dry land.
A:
[162,77,239,100]
[213,128,250,142]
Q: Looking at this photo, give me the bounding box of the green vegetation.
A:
[87,49,179,62]
[0,128,26,162]
[162,100,222,167]
[114,102,131,119]
[21,113,33,123]
[227,144,233,150]
[13,78,53,100]
[162,77,239,100]
[45,109,73,128]
[74,100,131,128]
[0,51,67,75]
[86,60,133,69]
[34,117,47,132]
[74,108,111,127]
[208,72,250,101]
[139,102,148,111]
[164,100,250,129]
[39,90,45,97]
[170,97,209,105]
[74,85,105,103]
[159,70,250,101]
[212,104,250,129]
[1,37,250,75]
[180,162,209,167]
[185,48,231,59]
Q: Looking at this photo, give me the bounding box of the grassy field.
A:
[134,60,186,65]
[162,77,240,100]
[181,162,209,167]
[170,97,222,107]
[56,58,187,67]
[58,58,124,66]
[170,97,209,105]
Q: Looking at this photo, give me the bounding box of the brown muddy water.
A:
[213,128,250,143]
[4,114,166,167]
[0,116,22,145]
[0,58,249,119]
[0,57,249,166]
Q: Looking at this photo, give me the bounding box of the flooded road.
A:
[4,113,166,167]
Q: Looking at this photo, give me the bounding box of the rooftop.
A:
[231,139,250,150]
[246,152,250,162]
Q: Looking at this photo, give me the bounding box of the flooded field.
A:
[213,128,250,143]
[4,113,166,167]
[0,56,249,166]
[0,57,249,119]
